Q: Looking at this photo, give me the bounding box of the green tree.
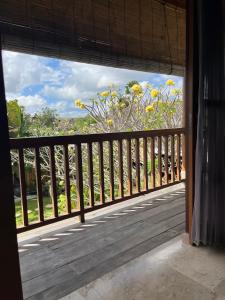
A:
[7,100,25,137]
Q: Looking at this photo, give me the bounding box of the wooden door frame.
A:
[0,38,23,299]
[184,0,198,238]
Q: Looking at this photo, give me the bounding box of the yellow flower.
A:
[166,79,175,86]
[75,99,86,109]
[151,89,159,98]
[101,91,110,97]
[145,105,154,113]
[106,119,113,126]
[79,103,85,109]
[171,88,180,96]
[74,99,82,107]
[131,84,142,94]
[111,91,117,97]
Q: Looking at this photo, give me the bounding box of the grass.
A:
[15,196,53,228]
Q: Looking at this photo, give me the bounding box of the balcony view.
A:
[1,1,224,300]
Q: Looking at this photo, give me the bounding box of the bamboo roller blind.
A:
[0,0,185,75]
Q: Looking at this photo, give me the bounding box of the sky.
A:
[2,50,183,118]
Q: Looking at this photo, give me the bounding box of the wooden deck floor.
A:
[19,187,185,300]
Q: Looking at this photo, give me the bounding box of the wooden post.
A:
[185,0,198,236]
[0,41,23,298]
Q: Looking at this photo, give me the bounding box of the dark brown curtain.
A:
[192,0,225,246]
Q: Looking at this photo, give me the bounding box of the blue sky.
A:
[2,50,183,118]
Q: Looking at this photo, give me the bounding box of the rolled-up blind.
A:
[0,0,185,75]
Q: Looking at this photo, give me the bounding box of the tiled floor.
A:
[61,235,225,300]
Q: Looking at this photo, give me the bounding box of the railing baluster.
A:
[127,139,132,196]
[171,135,175,182]
[158,136,162,186]
[109,140,114,201]
[98,141,105,204]
[118,140,124,198]
[87,143,95,207]
[176,134,181,181]
[75,143,85,222]
[63,145,71,214]
[181,133,185,174]
[34,147,44,222]
[143,137,148,191]
[151,137,155,189]
[164,136,169,185]
[135,138,140,193]
[49,146,58,218]
[18,148,28,227]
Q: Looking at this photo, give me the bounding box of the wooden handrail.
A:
[10,128,185,148]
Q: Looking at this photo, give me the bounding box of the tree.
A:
[75,79,183,133]
[7,100,25,137]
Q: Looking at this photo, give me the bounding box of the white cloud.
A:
[16,95,47,115]
[2,50,183,117]
[2,51,62,95]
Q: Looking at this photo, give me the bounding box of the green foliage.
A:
[7,100,25,137]
[73,115,96,132]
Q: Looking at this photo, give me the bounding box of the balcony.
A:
[11,128,185,298]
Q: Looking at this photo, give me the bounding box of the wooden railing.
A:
[10,128,185,233]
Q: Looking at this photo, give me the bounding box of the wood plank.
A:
[109,140,114,201]
[18,148,28,227]
[51,204,185,263]
[98,141,105,204]
[126,139,132,196]
[118,140,124,198]
[176,134,181,181]
[63,145,71,214]
[48,199,185,258]
[87,143,95,207]
[49,146,58,218]
[135,138,140,193]
[67,212,185,276]
[10,128,186,149]
[158,136,162,186]
[34,147,44,222]
[151,137,155,188]
[19,193,185,257]
[171,135,175,182]
[143,137,148,191]
[164,136,169,184]
[75,143,85,223]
